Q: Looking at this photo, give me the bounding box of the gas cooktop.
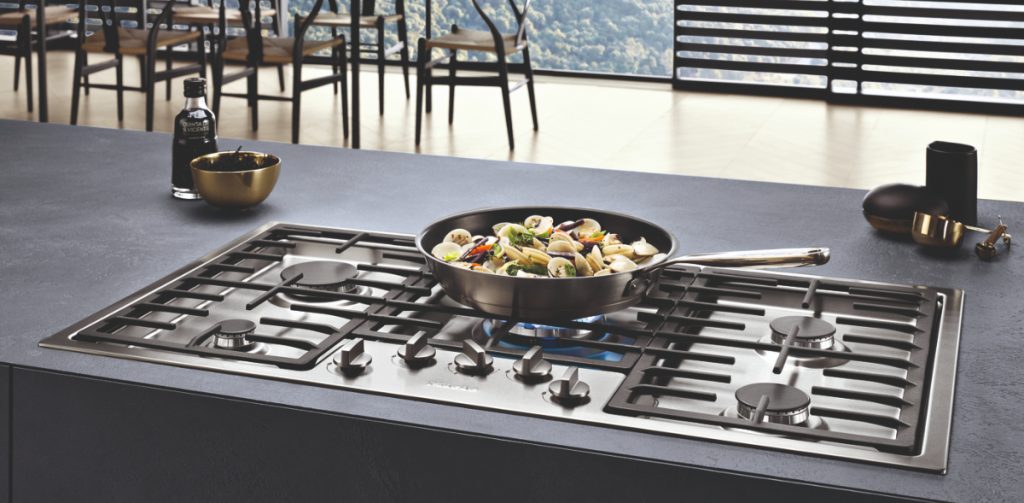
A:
[40,222,964,472]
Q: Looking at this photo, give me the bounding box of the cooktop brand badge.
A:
[427,380,478,393]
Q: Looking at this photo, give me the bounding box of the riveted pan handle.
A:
[625,248,831,296]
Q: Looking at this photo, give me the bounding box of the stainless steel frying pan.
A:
[416,207,829,322]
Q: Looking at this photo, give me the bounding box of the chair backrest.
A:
[470,0,531,55]
[76,0,151,52]
[235,0,325,64]
[326,0,379,16]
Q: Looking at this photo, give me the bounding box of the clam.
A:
[547,240,576,254]
[522,247,552,266]
[432,241,463,261]
[531,237,547,250]
[586,246,605,273]
[443,229,473,246]
[593,268,612,276]
[602,244,635,258]
[602,233,622,246]
[448,261,474,269]
[471,264,492,273]
[550,231,574,243]
[497,223,530,239]
[547,257,577,278]
[574,253,594,276]
[631,238,658,257]
[609,257,638,273]
[575,218,601,237]
[492,222,513,235]
[524,215,554,237]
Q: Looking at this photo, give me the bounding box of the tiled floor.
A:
[2,51,1021,201]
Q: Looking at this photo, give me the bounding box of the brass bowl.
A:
[190,151,280,209]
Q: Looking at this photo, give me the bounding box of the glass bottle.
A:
[172,77,218,199]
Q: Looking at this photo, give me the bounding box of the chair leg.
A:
[523,47,538,131]
[291,65,302,144]
[115,55,125,122]
[414,38,426,146]
[249,66,259,131]
[447,50,456,125]
[70,51,84,125]
[497,60,514,150]
[398,19,410,99]
[377,20,385,115]
[83,52,90,96]
[165,49,173,100]
[138,56,146,87]
[331,27,339,95]
[21,21,33,113]
[212,57,223,117]
[13,51,20,91]
[340,38,349,139]
[277,65,285,92]
[146,56,156,132]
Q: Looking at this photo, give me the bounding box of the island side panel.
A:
[11,368,923,502]
[1,364,9,503]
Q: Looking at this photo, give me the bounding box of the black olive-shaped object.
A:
[862,184,949,234]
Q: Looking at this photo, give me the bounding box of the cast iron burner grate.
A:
[605,268,940,455]
[346,263,701,370]
[71,227,431,369]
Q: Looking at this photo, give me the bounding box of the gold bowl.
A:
[911,212,965,248]
[190,151,280,209]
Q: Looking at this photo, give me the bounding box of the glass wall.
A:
[292,0,674,77]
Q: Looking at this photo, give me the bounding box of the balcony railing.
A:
[673,0,1024,113]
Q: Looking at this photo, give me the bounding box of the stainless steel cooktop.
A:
[40,222,964,473]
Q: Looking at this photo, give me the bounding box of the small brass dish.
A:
[190,151,280,209]
[911,212,965,248]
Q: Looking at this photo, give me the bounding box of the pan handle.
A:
[624,248,830,297]
[649,247,831,272]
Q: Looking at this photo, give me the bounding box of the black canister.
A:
[926,141,977,226]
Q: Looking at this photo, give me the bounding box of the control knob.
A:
[453,340,493,375]
[548,367,590,405]
[334,338,371,375]
[512,346,552,382]
[397,333,436,366]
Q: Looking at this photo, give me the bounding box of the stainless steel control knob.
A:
[397,333,436,366]
[548,367,590,404]
[334,338,371,375]
[453,340,493,375]
[512,346,552,382]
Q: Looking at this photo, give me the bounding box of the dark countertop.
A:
[1,120,1021,502]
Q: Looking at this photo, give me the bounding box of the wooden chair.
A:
[212,0,349,143]
[0,0,77,113]
[307,0,411,115]
[169,0,286,94]
[70,0,205,131]
[415,0,537,150]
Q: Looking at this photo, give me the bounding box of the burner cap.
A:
[214,319,257,350]
[280,261,359,293]
[735,383,811,425]
[770,316,836,350]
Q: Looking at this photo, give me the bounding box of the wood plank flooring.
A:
[1,51,1020,202]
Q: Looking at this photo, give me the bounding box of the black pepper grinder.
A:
[926,141,977,226]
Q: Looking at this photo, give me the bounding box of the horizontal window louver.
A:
[674,0,1024,110]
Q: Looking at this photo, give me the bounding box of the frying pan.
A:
[416,207,829,322]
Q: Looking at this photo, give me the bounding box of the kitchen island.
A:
[1,119,1021,502]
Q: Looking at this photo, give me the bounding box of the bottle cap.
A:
[184,78,207,98]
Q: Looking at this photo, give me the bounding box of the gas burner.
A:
[756,316,849,368]
[735,383,811,425]
[212,319,267,354]
[273,261,368,306]
[473,316,625,362]
[770,316,836,349]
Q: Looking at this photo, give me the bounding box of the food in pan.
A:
[430,215,666,277]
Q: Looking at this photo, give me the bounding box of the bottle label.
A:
[180,118,211,139]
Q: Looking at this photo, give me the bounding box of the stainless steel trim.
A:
[38,223,964,473]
